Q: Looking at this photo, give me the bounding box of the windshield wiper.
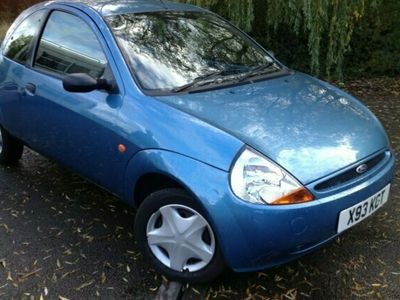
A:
[172,69,240,93]
[239,62,276,82]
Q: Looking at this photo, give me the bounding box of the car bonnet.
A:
[156,73,389,184]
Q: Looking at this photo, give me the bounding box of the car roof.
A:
[46,0,205,17]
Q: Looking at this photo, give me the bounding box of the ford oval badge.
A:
[356,164,368,174]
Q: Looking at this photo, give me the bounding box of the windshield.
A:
[107,11,282,93]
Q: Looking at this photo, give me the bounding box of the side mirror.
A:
[63,73,113,93]
[268,50,275,57]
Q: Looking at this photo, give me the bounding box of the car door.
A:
[18,9,127,195]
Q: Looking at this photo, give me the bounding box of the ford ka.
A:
[0,0,395,283]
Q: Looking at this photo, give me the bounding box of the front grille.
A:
[314,152,386,191]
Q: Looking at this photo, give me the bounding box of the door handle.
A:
[25,83,36,95]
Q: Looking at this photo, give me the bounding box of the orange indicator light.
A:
[270,188,314,205]
[118,144,127,153]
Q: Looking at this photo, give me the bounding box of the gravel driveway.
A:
[0,78,399,299]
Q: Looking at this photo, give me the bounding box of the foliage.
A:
[346,0,400,77]
[0,0,41,42]
[179,0,385,79]
[184,0,255,32]
[0,22,10,41]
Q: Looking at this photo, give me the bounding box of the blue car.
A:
[0,0,395,283]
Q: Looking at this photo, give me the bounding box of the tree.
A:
[179,0,381,79]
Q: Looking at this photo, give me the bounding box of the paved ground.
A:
[0,78,399,299]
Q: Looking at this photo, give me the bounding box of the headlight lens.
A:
[230,148,314,205]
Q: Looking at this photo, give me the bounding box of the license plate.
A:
[337,184,391,233]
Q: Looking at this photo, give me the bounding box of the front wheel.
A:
[0,126,24,165]
[134,188,225,283]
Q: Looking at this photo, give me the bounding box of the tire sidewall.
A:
[0,126,7,161]
[0,125,23,165]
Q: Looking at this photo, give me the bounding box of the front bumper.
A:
[198,150,396,272]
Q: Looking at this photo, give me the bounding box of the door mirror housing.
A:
[63,73,113,93]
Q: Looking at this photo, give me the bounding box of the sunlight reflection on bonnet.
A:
[277,140,359,178]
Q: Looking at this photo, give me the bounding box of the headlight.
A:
[230,148,314,205]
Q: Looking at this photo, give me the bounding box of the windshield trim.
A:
[105,10,288,96]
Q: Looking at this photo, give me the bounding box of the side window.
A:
[34,11,107,79]
[4,10,45,65]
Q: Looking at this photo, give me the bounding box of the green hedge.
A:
[182,0,399,78]
[345,0,400,77]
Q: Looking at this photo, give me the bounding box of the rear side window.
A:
[34,11,107,79]
[3,10,45,65]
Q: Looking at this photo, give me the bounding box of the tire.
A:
[0,126,24,165]
[134,188,225,283]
